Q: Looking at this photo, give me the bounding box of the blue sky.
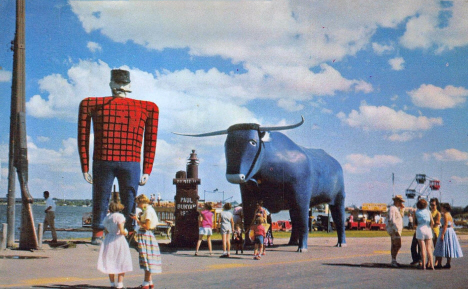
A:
[1,0,467,208]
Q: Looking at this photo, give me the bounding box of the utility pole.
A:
[7,0,38,250]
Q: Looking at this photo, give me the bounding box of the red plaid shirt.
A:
[78,96,159,175]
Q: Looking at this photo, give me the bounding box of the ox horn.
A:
[172,129,229,137]
[259,115,304,131]
[172,116,304,137]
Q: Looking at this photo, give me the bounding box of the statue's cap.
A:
[111,69,130,84]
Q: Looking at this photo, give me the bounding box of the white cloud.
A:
[337,103,443,141]
[344,153,403,174]
[426,149,468,163]
[372,42,394,55]
[337,103,443,131]
[87,41,102,53]
[26,60,112,121]
[0,70,11,82]
[277,98,304,112]
[27,136,80,173]
[26,58,373,127]
[408,84,468,109]
[389,57,405,70]
[387,132,422,142]
[69,1,424,67]
[400,2,468,52]
[354,80,374,94]
[451,176,468,185]
[37,136,50,142]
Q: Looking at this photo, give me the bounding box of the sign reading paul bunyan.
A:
[171,150,201,247]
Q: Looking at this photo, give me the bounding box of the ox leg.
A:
[288,209,299,246]
[240,182,258,247]
[288,207,309,252]
[296,206,309,252]
[329,195,346,247]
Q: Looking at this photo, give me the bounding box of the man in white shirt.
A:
[386,195,405,267]
[43,191,57,243]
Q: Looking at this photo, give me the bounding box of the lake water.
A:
[0,204,92,240]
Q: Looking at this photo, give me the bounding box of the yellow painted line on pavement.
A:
[3,274,147,289]
[24,277,84,286]
[208,263,249,269]
[2,277,85,288]
[204,251,389,272]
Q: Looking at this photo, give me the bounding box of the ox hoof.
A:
[334,243,347,248]
[297,248,308,253]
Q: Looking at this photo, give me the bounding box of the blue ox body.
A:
[174,117,346,251]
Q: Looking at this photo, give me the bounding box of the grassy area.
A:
[275,230,415,238]
[206,228,468,240]
[190,230,414,240]
[63,228,468,241]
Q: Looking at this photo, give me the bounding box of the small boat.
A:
[82,212,92,227]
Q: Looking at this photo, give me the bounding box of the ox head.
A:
[173,116,304,184]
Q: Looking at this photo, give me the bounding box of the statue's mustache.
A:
[114,88,132,93]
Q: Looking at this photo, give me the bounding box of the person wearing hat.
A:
[78,69,159,245]
[387,195,405,267]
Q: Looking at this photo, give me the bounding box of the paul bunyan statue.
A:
[78,69,159,244]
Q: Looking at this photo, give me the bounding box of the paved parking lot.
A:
[1,235,467,288]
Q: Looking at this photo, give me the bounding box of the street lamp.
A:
[213,188,226,204]
[204,188,220,203]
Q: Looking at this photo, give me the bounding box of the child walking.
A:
[218,202,234,257]
[130,194,162,289]
[232,223,244,254]
[251,216,266,260]
[434,203,463,269]
[97,201,133,289]
[195,202,214,256]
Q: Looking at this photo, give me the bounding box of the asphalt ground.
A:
[1,235,467,289]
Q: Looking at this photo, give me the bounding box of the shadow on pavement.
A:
[34,285,111,289]
[323,263,422,269]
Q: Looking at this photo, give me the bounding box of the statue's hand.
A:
[83,172,93,184]
[139,174,149,186]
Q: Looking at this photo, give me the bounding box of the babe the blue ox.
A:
[174,116,346,251]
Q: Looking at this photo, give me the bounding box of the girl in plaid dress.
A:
[131,194,162,289]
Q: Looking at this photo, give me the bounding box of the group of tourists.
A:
[194,201,273,260]
[387,195,463,270]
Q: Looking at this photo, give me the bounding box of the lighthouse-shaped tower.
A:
[171,150,201,247]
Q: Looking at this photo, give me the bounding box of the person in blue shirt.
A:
[415,198,434,270]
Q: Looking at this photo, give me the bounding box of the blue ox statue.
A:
[174,116,346,251]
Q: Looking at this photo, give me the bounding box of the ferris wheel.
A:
[405,174,441,200]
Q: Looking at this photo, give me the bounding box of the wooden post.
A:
[7,0,38,250]
[1,224,7,250]
[37,223,43,249]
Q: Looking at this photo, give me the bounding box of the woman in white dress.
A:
[97,201,133,289]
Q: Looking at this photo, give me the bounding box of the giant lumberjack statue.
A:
[78,69,159,245]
